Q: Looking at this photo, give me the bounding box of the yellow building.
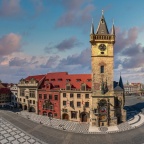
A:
[17,75,45,114]
[90,11,126,126]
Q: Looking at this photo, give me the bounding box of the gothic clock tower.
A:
[90,11,126,127]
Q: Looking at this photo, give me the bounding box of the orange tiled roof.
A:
[25,74,45,82]
[40,72,91,90]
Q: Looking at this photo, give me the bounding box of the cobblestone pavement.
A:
[0,118,46,144]
[14,109,144,134]
[1,108,144,144]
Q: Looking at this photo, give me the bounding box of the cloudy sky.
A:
[0,0,144,84]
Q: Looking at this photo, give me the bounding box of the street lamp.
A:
[49,113,53,126]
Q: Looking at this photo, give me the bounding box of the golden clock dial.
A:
[99,44,106,51]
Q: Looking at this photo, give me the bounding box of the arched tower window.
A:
[100,65,104,73]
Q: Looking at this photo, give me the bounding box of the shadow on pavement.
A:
[124,102,144,120]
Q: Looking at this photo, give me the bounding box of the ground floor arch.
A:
[62,113,69,120]
[29,107,36,112]
[23,105,27,110]
[18,103,22,109]
[80,112,89,122]
[48,112,53,117]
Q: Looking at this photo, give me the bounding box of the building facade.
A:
[10,84,18,107]
[17,75,45,114]
[0,83,11,108]
[90,12,126,126]
[38,72,92,122]
[124,82,144,95]
[60,73,91,122]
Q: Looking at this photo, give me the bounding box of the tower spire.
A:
[90,18,94,35]
[96,10,109,34]
[119,73,124,89]
[111,19,115,35]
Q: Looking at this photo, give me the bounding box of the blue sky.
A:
[0,0,144,84]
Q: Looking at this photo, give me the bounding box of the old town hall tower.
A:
[90,11,126,127]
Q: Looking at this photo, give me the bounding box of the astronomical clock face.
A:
[100,106,107,114]
[98,44,106,51]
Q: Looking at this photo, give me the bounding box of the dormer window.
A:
[66,79,71,82]
[58,78,62,81]
[87,79,91,82]
[76,79,81,82]
[51,79,55,81]
[81,83,86,91]
[101,19,104,23]
[66,83,71,90]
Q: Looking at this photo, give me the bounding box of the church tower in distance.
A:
[90,11,126,127]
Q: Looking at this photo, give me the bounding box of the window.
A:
[50,105,53,110]
[76,79,81,82]
[44,94,47,99]
[58,78,62,81]
[81,85,86,91]
[66,85,71,90]
[71,111,77,119]
[33,100,35,104]
[54,113,57,117]
[85,94,89,98]
[30,91,35,98]
[87,79,91,82]
[19,98,21,101]
[39,94,42,99]
[49,95,52,99]
[43,111,47,116]
[62,109,67,112]
[70,101,74,107]
[63,101,66,106]
[77,102,81,107]
[23,99,25,102]
[100,65,104,73]
[70,93,73,98]
[85,102,89,107]
[20,89,25,96]
[29,100,32,104]
[77,94,81,98]
[63,93,66,98]
[54,95,58,100]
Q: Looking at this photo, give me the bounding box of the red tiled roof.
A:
[1,83,9,88]
[40,72,91,90]
[0,88,11,93]
[25,74,45,82]
[0,83,6,88]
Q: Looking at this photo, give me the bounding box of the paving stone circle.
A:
[99,126,108,132]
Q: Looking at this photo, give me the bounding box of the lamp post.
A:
[49,113,53,126]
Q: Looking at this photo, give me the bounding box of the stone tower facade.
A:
[90,12,126,127]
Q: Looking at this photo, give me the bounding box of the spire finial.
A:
[102,10,104,15]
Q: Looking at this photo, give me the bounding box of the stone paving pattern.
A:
[15,108,144,134]
[0,118,46,144]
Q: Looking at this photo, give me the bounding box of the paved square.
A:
[0,118,46,144]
